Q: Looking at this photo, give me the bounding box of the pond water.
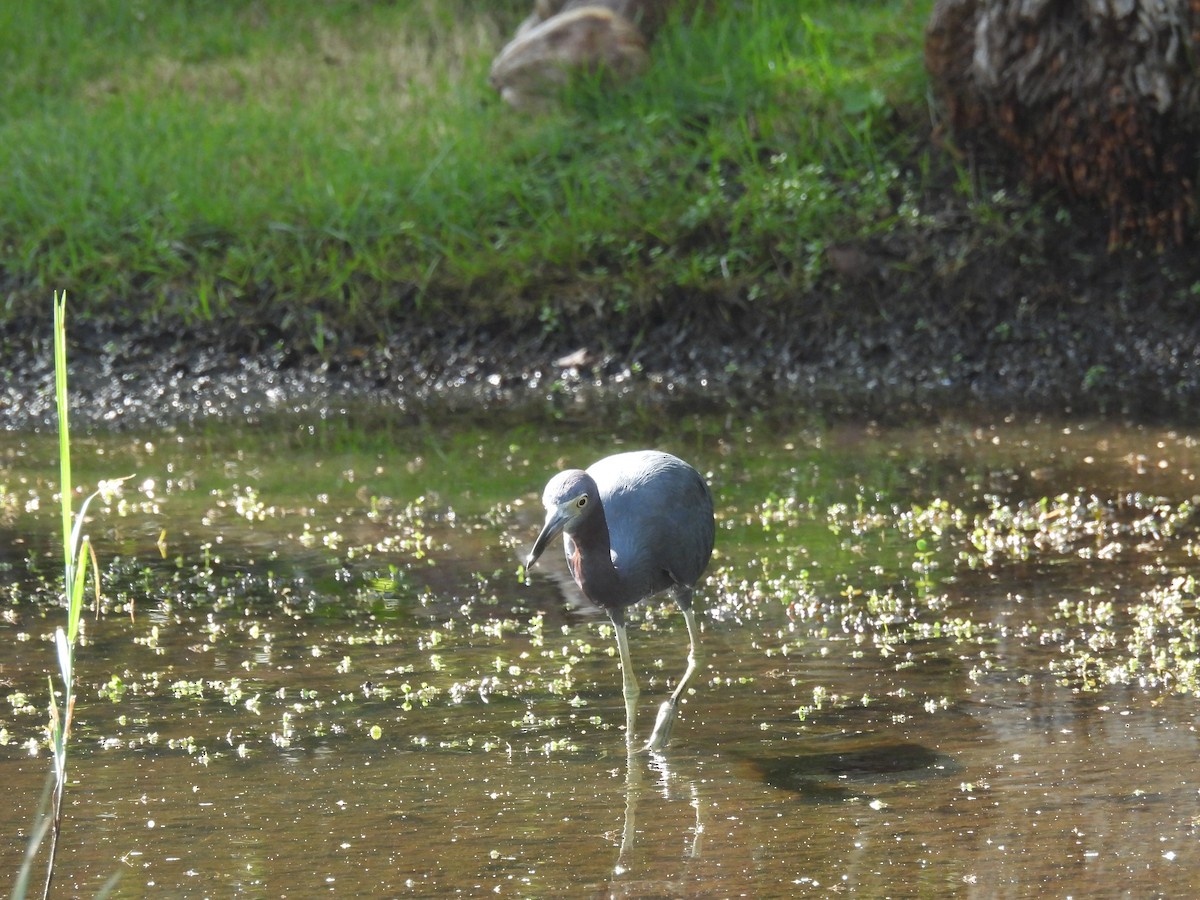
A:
[3,412,1200,897]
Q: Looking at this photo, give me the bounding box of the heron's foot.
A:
[644,698,677,752]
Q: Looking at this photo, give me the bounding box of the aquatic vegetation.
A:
[1043,574,1200,695]
[16,294,125,899]
[709,450,1200,717]
[6,418,1200,893]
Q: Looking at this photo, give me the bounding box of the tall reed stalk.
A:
[14,292,108,899]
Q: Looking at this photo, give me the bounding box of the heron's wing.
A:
[590,451,714,599]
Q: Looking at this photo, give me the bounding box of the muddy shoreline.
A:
[4,272,1199,432]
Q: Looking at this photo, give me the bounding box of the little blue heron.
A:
[525,450,715,751]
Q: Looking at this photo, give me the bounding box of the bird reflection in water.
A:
[613,751,706,885]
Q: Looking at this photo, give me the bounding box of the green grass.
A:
[0,0,934,347]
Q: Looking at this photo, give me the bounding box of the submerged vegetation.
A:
[3,418,1200,770]
[5,412,1200,890]
[1,0,938,346]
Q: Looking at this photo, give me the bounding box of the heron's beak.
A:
[526,506,568,570]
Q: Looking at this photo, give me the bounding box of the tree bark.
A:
[926,0,1200,248]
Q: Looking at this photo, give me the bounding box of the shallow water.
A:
[3,414,1200,896]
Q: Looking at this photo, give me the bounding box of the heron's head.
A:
[525,469,596,569]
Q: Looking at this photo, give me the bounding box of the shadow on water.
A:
[4,415,1200,895]
[741,737,958,803]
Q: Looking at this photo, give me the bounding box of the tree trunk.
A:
[925,0,1200,248]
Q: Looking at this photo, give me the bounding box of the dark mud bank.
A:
[3,273,1199,432]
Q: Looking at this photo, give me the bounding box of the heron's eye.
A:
[576,495,588,510]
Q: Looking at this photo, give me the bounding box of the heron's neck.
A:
[572,502,621,607]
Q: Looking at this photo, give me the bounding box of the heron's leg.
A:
[645,601,703,751]
[612,616,640,748]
